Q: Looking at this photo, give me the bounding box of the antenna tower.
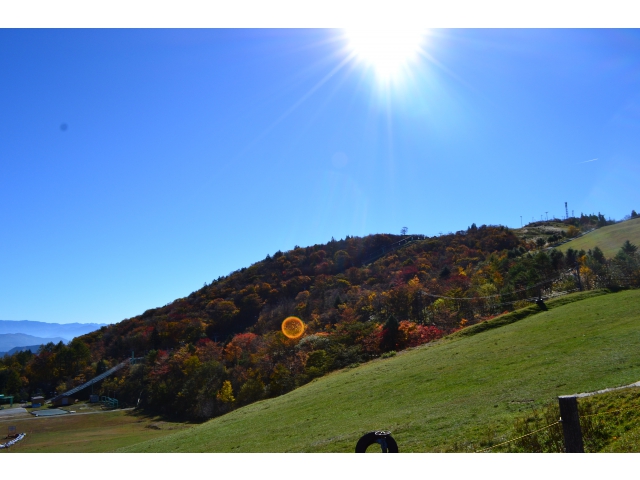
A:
[565,202,569,220]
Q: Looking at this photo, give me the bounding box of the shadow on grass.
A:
[122,408,203,425]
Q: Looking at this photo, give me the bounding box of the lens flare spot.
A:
[282,316,305,339]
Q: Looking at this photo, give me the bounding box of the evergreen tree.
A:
[592,246,606,264]
[381,314,399,352]
[96,359,108,375]
[150,326,161,350]
[333,294,343,309]
[439,266,451,279]
[621,240,638,255]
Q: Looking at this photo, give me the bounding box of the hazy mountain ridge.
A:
[0,344,44,357]
[0,320,106,339]
[0,333,68,353]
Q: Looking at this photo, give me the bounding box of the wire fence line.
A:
[475,421,561,452]
[477,385,640,453]
[581,404,638,418]
[420,272,572,301]
[467,288,580,310]
[458,262,639,452]
[418,277,563,324]
[422,253,639,305]
[417,258,640,328]
[476,405,626,453]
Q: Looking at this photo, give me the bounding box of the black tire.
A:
[355,431,399,453]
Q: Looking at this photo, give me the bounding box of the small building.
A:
[30,396,45,408]
[52,396,76,407]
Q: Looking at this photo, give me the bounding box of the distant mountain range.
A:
[0,333,68,354]
[0,320,106,356]
[0,344,46,356]
[0,320,106,339]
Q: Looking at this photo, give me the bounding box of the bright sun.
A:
[345,27,426,82]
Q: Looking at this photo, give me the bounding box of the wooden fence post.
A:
[558,395,584,453]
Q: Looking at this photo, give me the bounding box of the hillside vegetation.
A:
[122,289,640,452]
[559,217,640,258]
[3,217,639,424]
[513,212,612,248]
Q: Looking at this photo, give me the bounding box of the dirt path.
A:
[560,380,640,399]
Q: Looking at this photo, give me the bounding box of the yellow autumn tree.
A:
[217,380,235,404]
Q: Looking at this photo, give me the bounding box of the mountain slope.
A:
[122,289,640,452]
[559,217,640,258]
[2,228,552,411]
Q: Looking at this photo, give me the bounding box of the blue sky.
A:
[1,28,639,324]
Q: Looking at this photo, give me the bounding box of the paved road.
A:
[0,407,27,417]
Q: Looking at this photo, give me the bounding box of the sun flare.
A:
[345,27,426,81]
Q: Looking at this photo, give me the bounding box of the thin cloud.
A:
[578,158,598,164]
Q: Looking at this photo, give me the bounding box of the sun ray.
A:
[344,27,428,83]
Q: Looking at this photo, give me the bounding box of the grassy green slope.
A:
[559,217,640,258]
[123,289,640,453]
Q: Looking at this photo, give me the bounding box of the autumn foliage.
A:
[3,224,637,421]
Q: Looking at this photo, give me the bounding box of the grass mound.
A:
[559,217,640,258]
[447,289,615,340]
[122,289,640,453]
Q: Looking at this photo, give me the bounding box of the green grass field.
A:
[0,407,190,453]
[559,217,640,258]
[121,288,640,453]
